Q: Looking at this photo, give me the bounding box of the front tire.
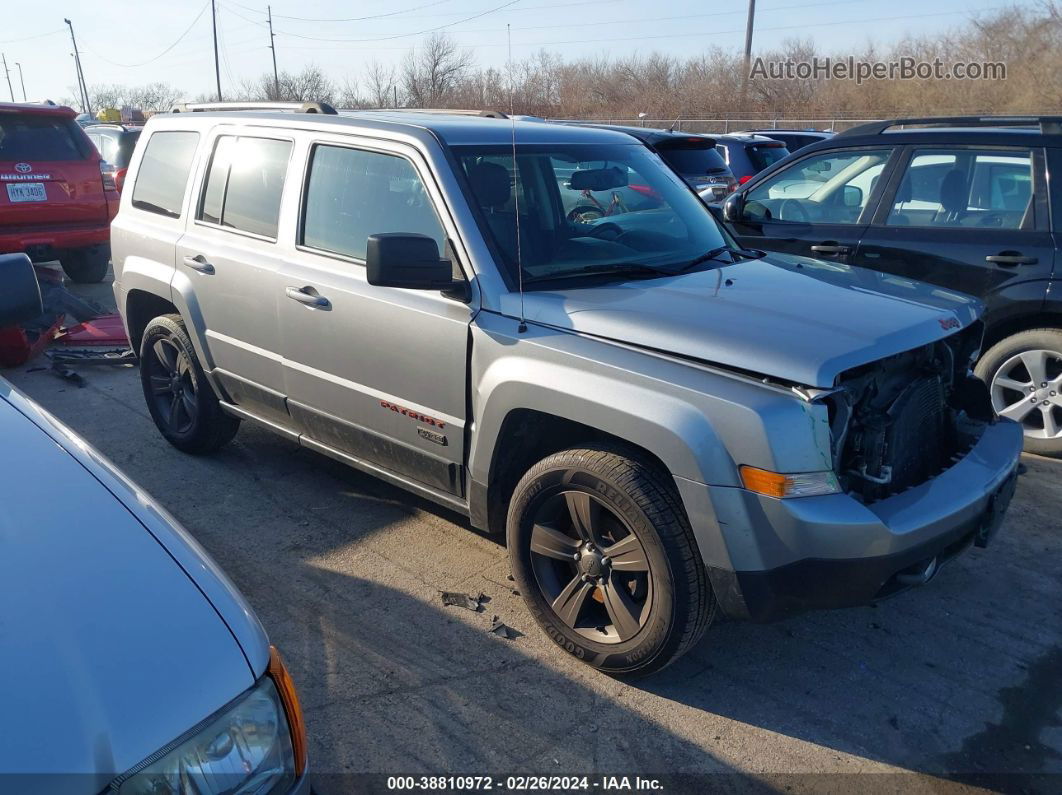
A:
[60,246,110,284]
[976,328,1062,458]
[507,446,714,677]
[139,314,240,454]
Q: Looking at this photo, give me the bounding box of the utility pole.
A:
[64,19,91,115]
[211,0,222,101]
[268,5,279,99]
[15,62,26,101]
[740,0,756,112]
[1,54,13,102]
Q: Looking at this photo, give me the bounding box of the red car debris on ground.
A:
[0,102,119,284]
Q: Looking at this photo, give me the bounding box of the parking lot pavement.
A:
[6,269,1061,792]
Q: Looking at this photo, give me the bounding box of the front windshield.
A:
[453,143,729,286]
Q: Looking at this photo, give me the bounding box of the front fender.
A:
[468,312,835,489]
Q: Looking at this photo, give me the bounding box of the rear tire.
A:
[139,314,239,454]
[507,445,714,677]
[976,328,1062,458]
[60,247,110,284]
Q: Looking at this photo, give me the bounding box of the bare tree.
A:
[364,60,399,107]
[126,82,183,112]
[402,33,474,107]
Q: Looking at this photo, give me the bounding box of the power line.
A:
[82,1,211,68]
[263,2,1009,52]
[270,0,523,42]
[285,0,875,41]
[274,0,458,23]
[0,28,65,45]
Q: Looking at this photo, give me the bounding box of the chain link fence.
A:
[555,118,881,133]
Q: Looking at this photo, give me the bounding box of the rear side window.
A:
[658,144,729,175]
[301,144,445,260]
[0,116,87,161]
[198,135,292,239]
[131,131,200,219]
[747,143,790,171]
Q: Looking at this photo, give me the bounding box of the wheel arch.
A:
[982,309,1062,354]
[471,408,681,536]
[124,289,179,356]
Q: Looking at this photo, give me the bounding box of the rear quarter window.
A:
[131,131,200,219]
[658,145,729,175]
[748,143,790,171]
[0,116,88,161]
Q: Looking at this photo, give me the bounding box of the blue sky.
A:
[1,0,1035,103]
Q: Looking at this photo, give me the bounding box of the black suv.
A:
[737,128,835,152]
[722,116,1062,456]
[565,123,737,200]
[83,123,142,192]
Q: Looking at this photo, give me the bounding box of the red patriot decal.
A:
[380,400,447,429]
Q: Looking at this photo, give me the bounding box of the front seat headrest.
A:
[467,161,511,209]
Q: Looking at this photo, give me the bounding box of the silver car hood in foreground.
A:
[502,254,982,387]
[0,382,268,790]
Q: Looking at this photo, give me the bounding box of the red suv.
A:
[1,103,119,283]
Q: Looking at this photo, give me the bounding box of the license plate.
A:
[6,182,47,203]
[975,468,1018,548]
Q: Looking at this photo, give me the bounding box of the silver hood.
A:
[0,383,265,790]
[501,254,983,387]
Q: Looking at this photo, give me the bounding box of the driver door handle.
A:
[285,286,330,309]
[810,244,849,255]
[986,252,1037,266]
[182,255,215,274]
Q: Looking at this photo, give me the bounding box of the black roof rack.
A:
[839,115,1062,137]
[169,101,337,115]
[361,108,509,119]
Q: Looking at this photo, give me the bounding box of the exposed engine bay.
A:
[823,321,994,503]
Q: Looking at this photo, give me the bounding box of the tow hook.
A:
[896,556,939,587]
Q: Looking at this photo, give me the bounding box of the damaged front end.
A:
[818,321,994,503]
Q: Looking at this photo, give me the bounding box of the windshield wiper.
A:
[673,245,755,274]
[524,263,675,284]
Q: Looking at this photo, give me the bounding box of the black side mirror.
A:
[0,253,43,328]
[722,191,746,223]
[366,234,465,298]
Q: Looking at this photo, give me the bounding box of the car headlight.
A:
[116,649,304,795]
[740,465,841,498]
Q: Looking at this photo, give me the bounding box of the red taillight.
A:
[738,175,753,185]
[114,168,128,193]
[100,160,117,192]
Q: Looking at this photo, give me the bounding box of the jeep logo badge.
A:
[14,162,32,173]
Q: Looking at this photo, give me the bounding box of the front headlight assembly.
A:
[114,648,305,795]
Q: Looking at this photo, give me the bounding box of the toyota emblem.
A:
[14,162,32,173]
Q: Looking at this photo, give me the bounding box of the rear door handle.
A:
[986,252,1038,266]
[810,244,850,255]
[182,255,215,274]
[285,286,330,309]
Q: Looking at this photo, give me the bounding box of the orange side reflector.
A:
[269,645,308,777]
[739,465,789,498]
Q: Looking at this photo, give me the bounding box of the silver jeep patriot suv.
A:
[112,103,1023,676]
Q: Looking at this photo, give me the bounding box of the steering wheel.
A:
[585,222,625,241]
[567,205,604,223]
[778,198,812,223]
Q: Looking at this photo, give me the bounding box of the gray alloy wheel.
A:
[145,337,199,436]
[529,489,653,644]
[507,446,714,676]
[139,314,240,455]
[989,349,1062,441]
